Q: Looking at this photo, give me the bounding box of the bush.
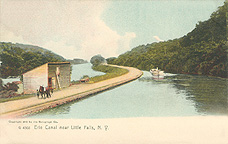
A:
[90,54,107,66]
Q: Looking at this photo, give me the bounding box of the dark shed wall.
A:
[48,63,71,89]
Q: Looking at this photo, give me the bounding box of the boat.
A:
[150,67,164,78]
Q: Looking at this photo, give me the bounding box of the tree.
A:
[90,54,107,66]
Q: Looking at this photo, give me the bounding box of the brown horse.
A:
[37,86,53,99]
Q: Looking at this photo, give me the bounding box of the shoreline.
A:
[0,65,143,118]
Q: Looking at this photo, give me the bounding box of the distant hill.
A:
[0,42,65,61]
[67,58,88,65]
[0,42,66,78]
[107,2,227,78]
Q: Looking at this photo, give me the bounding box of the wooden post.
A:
[56,67,61,89]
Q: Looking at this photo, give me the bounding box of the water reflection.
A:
[139,74,228,115]
[170,75,228,115]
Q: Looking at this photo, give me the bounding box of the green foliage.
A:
[106,57,117,63]
[90,54,107,66]
[0,42,66,78]
[90,65,128,83]
[107,3,228,78]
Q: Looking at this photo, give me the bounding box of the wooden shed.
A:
[23,62,71,94]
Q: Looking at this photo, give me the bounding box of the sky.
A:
[0,0,225,60]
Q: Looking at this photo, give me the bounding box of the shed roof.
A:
[48,62,70,65]
[22,62,70,75]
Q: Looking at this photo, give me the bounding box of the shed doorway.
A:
[48,77,52,89]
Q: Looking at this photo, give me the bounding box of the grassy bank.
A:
[0,94,35,103]
[90,65,129,83]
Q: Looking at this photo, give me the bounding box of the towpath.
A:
[0,64,143,118]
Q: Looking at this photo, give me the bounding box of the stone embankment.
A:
[0,65,143,118]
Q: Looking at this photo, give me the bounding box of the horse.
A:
[45,87,53,98]
[37,86,53,99]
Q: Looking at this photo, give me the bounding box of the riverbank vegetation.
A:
[90,65,129,83]
[71,64,129,84]
[88,55,128,83]
[107,2,227,78]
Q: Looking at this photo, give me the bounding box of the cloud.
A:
[0,0,136,60]
[42,39,77,59]
[117,32,136,54]
[0,25,31,45]
[153,36,164,42]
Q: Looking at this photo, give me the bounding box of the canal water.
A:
[31,63,228,119]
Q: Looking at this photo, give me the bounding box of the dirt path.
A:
[0,64,143,118]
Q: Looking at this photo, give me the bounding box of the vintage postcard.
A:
[0,0,227,143]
